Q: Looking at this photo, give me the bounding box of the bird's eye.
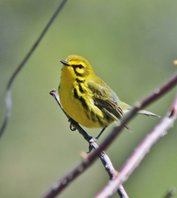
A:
[76,64,84,69]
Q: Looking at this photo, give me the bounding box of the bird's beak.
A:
[60,60,70,66]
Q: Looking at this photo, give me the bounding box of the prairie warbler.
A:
[58,55,158,135]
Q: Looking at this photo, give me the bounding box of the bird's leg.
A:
[96,127,106,139]
[68,118,77,131]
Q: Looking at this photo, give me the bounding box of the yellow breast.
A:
[59,67,104,128]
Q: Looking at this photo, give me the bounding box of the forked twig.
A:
[46,90,129,198]
[96,94,177,198]
[0,0,68,138]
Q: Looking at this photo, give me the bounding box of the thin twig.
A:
[0,0,68,138]
[84,73,177,171]
[96,94,177,198]
[42,73,177,197]
[45,90,129,198]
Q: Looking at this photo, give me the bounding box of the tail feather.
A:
[138,110,160,118]
[120,101,160,118]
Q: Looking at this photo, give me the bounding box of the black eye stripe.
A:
[72,64,84,69]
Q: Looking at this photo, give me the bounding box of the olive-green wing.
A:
[87,79,123,120]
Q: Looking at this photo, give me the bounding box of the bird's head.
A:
[60,55,94,78]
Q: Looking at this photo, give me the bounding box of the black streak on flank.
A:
[79,97,89,110]
[76,78,85,83]
[73,88,79,99]
[78,83,85,93]
[73,87,88,110]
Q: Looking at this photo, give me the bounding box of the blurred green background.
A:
[0,0,177,197]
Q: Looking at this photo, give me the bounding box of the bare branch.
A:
[96,94,177,198]
[0,0,68,138]
[45,90,129,198]
[42,73,177,198]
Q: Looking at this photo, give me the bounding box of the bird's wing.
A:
[87,79,123,120]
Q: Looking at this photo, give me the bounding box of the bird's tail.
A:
[138,109,160,117]
[120,101,160,118]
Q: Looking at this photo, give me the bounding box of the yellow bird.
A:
[58,55,158,136]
